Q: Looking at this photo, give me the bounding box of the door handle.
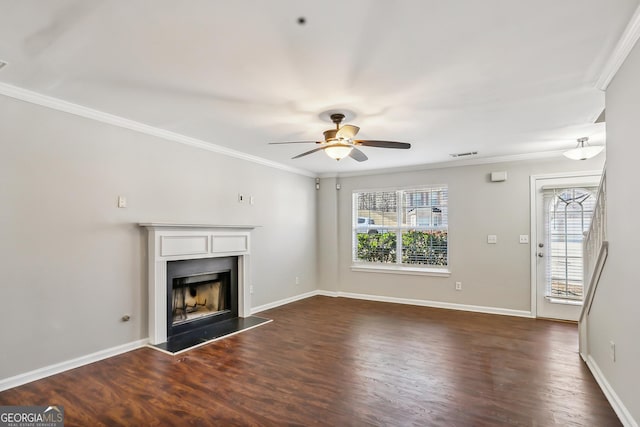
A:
[538,252,544,258]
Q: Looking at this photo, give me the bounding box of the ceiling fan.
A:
[270,113,411,162]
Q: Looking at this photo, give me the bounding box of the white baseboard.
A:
[253,289,533,318]
[585,355,638,427]
[318,290,533,318]
[0,338,149,392]
[250,290,321,314]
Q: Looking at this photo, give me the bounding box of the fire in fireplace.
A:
[166,256,238,339]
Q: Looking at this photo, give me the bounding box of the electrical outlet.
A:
[610,341,616,362]
[295,276,300,285]
[519,235,529,244]
[455,281,462,291]
[250,285,254,295]
[487,235,497,244]
[117,196,127,208]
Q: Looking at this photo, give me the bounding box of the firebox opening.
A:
[172,272,231,327]
[166,256,238,340]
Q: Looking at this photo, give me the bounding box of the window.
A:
[545,187,596,300]
[352,186,448,271]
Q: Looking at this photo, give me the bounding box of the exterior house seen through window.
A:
[353,186,448,269]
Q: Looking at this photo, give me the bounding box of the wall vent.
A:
[450,151,478,158]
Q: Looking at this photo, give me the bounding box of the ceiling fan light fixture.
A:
[563,137,604,160]
[324,144,353,161]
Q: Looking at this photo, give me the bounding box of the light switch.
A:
[519,235,529,244]
[487,235,497,244]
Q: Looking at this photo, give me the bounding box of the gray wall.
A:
[589,39,640,422]
[0,94,317,380]
[319,156,604,312]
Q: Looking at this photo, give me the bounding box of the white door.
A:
[533,174,600,321]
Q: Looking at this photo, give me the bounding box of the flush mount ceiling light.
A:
[563,137,604,160]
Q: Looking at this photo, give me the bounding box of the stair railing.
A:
[579,169,608,358]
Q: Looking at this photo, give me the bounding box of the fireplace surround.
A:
[140,223,255,345]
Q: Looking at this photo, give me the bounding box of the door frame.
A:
[529,170,602,318]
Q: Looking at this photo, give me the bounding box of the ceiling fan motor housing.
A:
[323,129,338,141]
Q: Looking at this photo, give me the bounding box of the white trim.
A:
[0,338,149,392]
[253,289,532,318]
[320,149,577,179]
[585,355,638,427]
[530,175,539,318]
[350,264,451,277]
[530,170,604,180]
[0,82,315,178]
[250,290,320,314]
[595,4,640,91]
[328,291,533,318]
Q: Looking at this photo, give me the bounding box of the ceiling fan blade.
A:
[269,141,320,145]
[337,125,360,139]
[355,140,411,149]
[349,147,368,162]
[292,146,327,159]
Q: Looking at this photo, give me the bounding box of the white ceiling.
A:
[0,1,637,175]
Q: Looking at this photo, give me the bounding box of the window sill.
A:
[350,264,451,277]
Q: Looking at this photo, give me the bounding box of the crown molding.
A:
[319,149,595,179]
[0,82,316,178]
[595,4,640,91]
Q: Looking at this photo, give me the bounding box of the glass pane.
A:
[355,232,397,263]
[546,188,595,300]
[355,191,397,233]
[401,230,448,266]
[400,189,448,228]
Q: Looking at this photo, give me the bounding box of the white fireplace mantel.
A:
[140,223,257,345]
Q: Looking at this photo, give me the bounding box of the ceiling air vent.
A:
[450,151,478,158]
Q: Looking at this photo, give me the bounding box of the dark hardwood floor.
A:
[0,296,621,426]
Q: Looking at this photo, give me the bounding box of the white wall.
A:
[319,156,603,312]
[588,39,640,423]
[0,94,317,380]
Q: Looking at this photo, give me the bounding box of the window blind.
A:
[543,187,597,300]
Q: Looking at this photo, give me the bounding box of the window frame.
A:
[351,185,451,277]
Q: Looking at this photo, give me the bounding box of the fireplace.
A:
[141,223,255,345]
[166,256,238,339]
